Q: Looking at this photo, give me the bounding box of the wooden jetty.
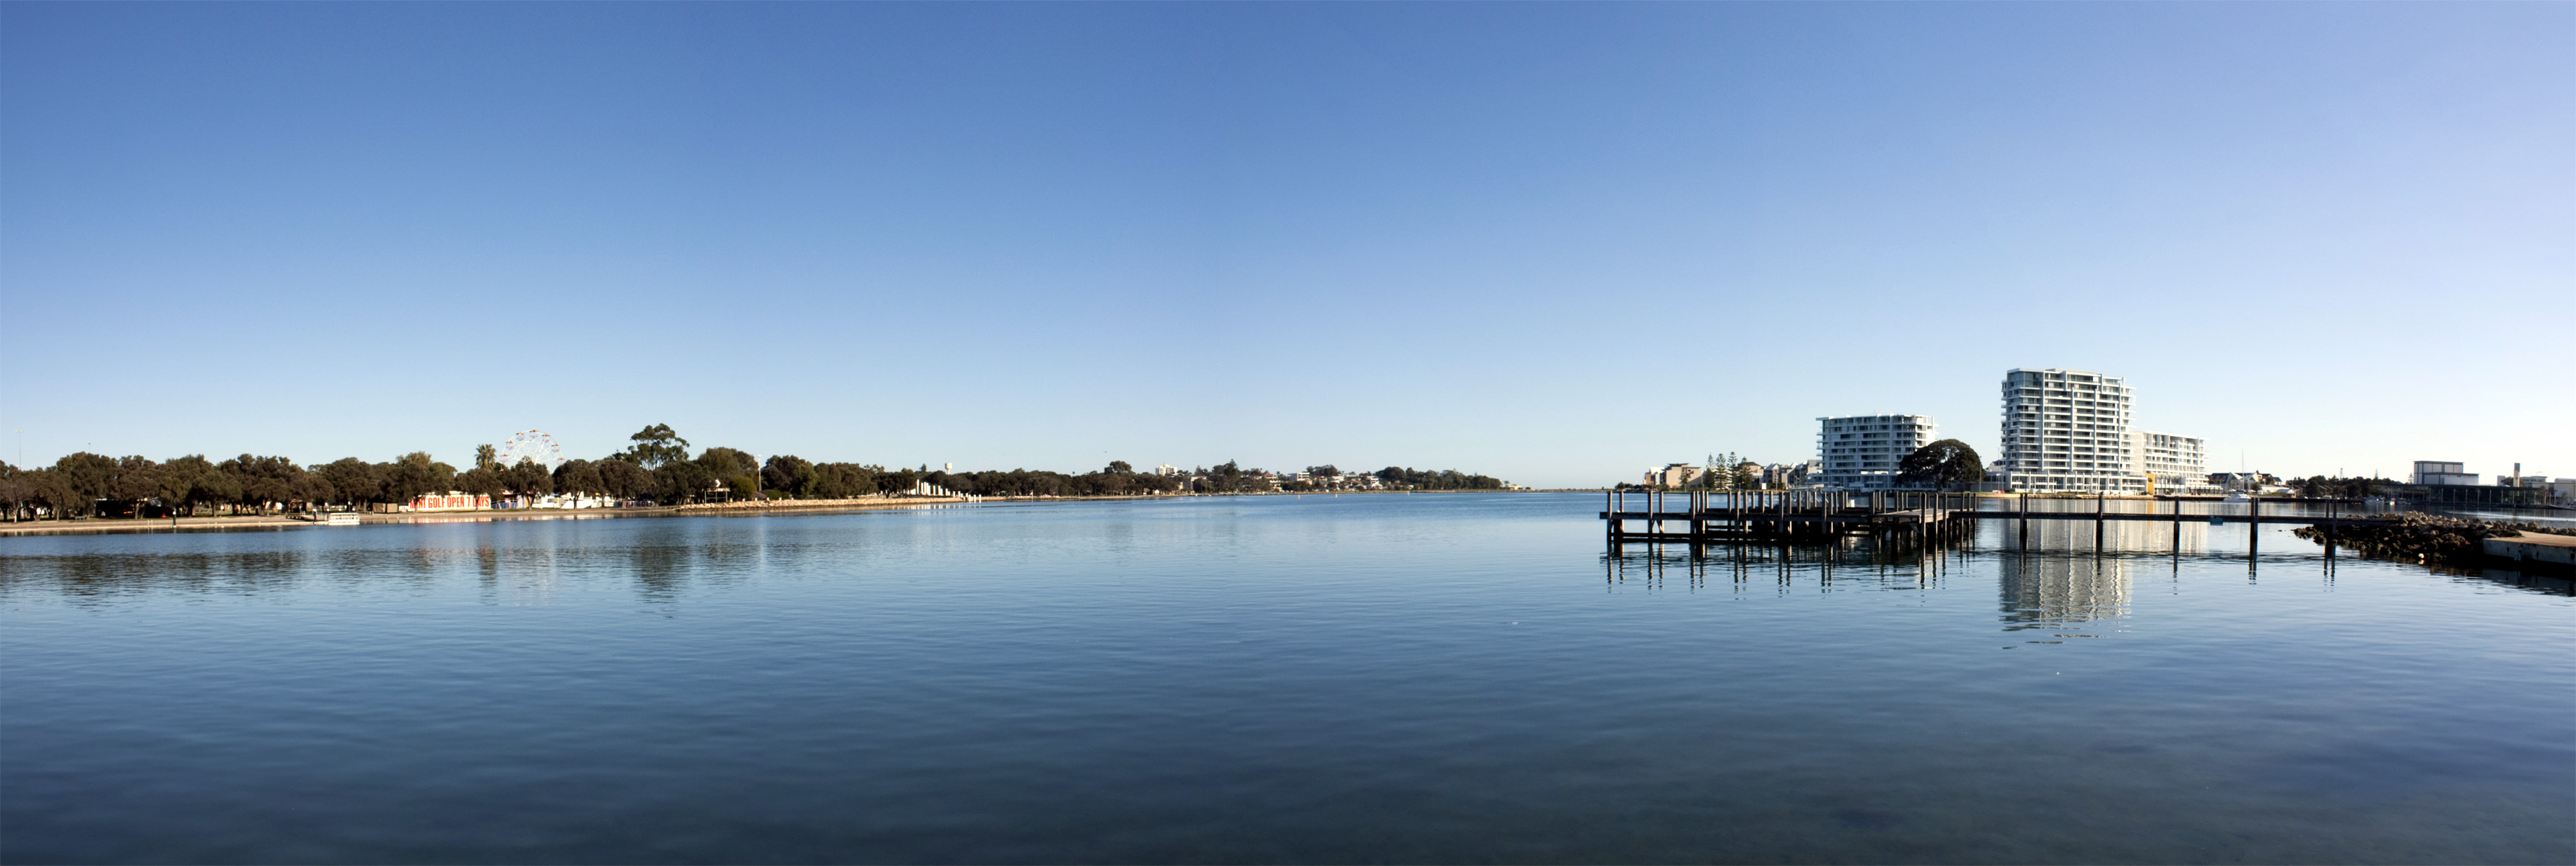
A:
[1602,489,1975,543]
[1602,490,2399,559]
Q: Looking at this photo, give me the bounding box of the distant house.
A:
[1643,463,1702,489]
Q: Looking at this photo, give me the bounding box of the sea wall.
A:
[2296,513,2576,567]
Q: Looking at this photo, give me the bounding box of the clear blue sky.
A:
[4,3,2568,487]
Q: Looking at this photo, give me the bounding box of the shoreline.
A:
[0,492,1224,538]
[0,489,1547,538]
[0,497,976,538]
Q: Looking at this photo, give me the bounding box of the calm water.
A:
[4,494,2570,864]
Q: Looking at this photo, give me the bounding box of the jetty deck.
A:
[1602,490,2397,559]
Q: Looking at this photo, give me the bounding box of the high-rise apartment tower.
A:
[1998,369,2147,493]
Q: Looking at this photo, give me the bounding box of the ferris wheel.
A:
[495,429,565,471]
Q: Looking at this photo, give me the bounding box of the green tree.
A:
[693,447,759,500]
[221,455,308,515]
[1106,460,1134,475]
[1896,439,1985,491]
[504,458,554,502]
[615,424,691,469]
[876,465,920,495]
[383,452,457,507]
[292,473,335,512]
[1201,460,1249,493]
[474,444,500,473]
[106,455,162,514]
[29,468,81,520]
[653,460,715,504]
[594,459,654,501]
[455,467,506,503]
[52,452,119,514]
[158,455,219,516]
[554,459,604,497]
[0,462,30,521]
[807,463,883,499]
[1702,453,1748,491]
[763,455,815,497]
[318,458,385,508]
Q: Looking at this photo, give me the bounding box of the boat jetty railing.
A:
[1603,489,2401,560]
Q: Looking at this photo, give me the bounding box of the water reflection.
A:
[1992,511,2216,556]
[1602,531,1975,593]
[0,518,818,607]
[1996,553,2134,631]
[6,494,2572,865]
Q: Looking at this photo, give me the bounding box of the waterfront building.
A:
[1998,368,2147,494]
[1816,414,1934,490]
[1643,463,1703,489]
[1761,461,1822,489]
[2412,461,2480,486]
[2129,430,2214,494]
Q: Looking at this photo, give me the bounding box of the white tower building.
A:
[1998,369,2148,493]
[1816,414,1935,490]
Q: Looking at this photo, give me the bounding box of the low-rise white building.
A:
[2130,430,2216,494]
[2412,461,2480,486]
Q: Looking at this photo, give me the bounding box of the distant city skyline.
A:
[3,4,2567,488]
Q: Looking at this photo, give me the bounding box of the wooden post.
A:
[2170,496,2180,555]
[2248,496,2259,560]
[1607,490,1615,543]
[2095,489,2105,551]
[2017,491,2028,547]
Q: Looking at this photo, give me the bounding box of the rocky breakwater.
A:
[2295,512,2576,565]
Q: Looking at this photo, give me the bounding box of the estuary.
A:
[3,494,2568,863]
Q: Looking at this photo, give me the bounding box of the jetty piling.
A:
[1603,491,2401,554]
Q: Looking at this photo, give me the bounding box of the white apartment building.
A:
[1999,369,2149,493]
[1817,414,1935,490]
[2130,430,2214,494]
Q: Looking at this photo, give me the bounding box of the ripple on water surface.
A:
[4,494,2571,864]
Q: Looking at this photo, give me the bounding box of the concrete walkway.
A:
[2485,531,2576,569]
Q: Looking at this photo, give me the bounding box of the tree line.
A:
[0,424,907,522]
[2288,476,2390,499]
[0,422,1515,521]
[1350,465,1509,491]
[901,462,1506,497]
